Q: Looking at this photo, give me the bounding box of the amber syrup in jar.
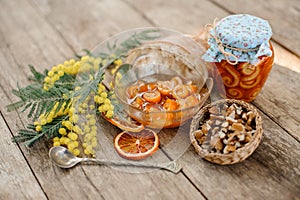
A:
[212,45,274,102]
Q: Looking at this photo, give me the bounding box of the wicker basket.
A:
[190,99,263,165]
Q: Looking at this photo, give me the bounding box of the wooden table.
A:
[0,0,299,199]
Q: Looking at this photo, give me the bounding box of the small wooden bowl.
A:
[190,99,263,165]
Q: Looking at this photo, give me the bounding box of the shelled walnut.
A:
[195,102,257,154]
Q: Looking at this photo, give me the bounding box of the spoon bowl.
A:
[49,146,182,173]
[49,146,82,168]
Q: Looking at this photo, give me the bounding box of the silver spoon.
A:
[49,146,182,174]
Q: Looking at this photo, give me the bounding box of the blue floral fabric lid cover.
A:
[202,14,273,64]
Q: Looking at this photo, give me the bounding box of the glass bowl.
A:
[110,28,213,129]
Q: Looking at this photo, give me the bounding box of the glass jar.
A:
[198,14,274,102]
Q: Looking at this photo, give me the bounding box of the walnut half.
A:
[194,103,257,154]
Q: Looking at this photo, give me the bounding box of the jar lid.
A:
[202,14,273,64]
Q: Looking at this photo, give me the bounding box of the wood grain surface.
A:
[0,0,299,199]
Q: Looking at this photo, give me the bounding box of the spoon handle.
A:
[82,158,182,174]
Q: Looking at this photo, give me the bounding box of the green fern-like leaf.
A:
[7,83,68,120]
[72,70,105,105]
[28,102,37,118]
[7,101,26,112]
[52,73,76,90]
[41,115,67,139]
[27,65,46,84]
[12,115,68,147]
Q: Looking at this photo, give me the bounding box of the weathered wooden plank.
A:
[0,0,205,199]
[30,0,154,53]
[0,1,74,75]
[0,112,47,200]
[179,111,300,200]
[272,43,300,73]
[124,0,229,34]
[253,62,300,141]
[212,0,300,57]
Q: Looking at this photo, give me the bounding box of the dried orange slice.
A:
[173,84,189,99]
[157,81,172,96]
[102,114,144,132]
[142,90,161,103]
[131,96,144,109]
[114,129,159,160]
[147,82,157,91]
[171,76,183,87]
[138,83,148,93]
[163,98,178,111]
